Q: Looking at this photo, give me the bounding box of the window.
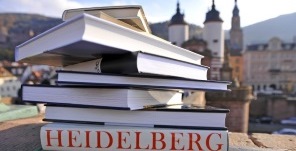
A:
[257,85,261,90]
[270,84,276,90]
[263,85,266,90]
[285,44,291,50]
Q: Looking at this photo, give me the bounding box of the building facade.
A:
[168,2,189,47]
[229,54,244,84]
[244,37,296,93]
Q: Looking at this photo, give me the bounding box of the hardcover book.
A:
[63,52,209,80]
[22,85,182,110]
[62,5,151,33]
[78,11,144,32]
[56,70,230,91]
[15,14,203,67]
[40,123,229,151]
[44,104,229,129]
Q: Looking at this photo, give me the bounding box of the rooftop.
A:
[204,0,223,23]
[169,2,188,26]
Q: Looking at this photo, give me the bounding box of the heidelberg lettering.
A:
[44,129,226,150]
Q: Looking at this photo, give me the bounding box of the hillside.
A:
[0,13,202,61]
[242,12,296,46]
[0,13,62,46]
[0,13,62,60]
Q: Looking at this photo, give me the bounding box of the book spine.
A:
[40,124,228,151]
[100,53,139,73]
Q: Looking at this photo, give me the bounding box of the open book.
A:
[62,5,151,33]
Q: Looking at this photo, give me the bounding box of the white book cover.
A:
[15,14,203,67]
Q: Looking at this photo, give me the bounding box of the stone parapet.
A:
[0,115,295,151]
[206,86,253,102]
[252,93,296,122]
[206,86,253,133]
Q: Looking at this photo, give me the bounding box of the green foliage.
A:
[0,48,14,61]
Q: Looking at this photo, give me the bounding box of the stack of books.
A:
[17,5,230,151]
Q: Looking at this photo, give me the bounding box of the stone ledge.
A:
[0,115,295,151]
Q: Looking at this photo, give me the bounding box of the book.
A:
[22,85,182,110]
[65,7,170,45]
[81,11,144,32]
[63,52,209,80]
[56,70,230,91]
[62,5,151,33]
[40,123,229,151]
[15,14,203,67]
[44,104,229,128]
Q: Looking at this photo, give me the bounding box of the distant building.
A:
[3,62,28,80]
[170,0,224,80]
[20,65,56,85]
[228,0,244,84]
[203,0,224,80]
[0,67,21,98]
[168,0,253,133]
[244,37,296,93]
[168,1,189,46]
[182,38,212,79]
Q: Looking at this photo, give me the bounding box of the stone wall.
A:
[250,94,296,121]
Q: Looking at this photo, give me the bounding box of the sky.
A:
[0,0,296,30]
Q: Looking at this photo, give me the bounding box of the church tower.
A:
[230,0,243,51]
[168,1,189,46]
[203,0,224,80]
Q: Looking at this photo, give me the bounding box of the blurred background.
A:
[0,0,295,135]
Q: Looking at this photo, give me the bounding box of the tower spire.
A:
[176,1,180,14]
[212,0,216,9]
[230,0,243,51]
[233,0,239,16]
